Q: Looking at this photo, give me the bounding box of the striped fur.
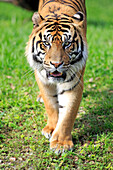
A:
[26,0,88,153]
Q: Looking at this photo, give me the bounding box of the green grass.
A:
[0,0,113,169]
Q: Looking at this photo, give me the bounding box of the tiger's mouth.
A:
[50,70,63,77]
[47,70,66,79]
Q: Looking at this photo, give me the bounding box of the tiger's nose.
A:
[50,61,63,68]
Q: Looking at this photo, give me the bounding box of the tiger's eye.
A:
[63,41,71,48]
[44,41,50,46]
[45,42,49,45]
[65,42,70,46]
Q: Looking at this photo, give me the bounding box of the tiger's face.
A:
[26,12,87,84]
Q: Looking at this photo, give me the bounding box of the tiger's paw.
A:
[50,136,74,154]
[42,125,54,139]
[36,93,44,103]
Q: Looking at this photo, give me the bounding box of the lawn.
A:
[0,0,113,169]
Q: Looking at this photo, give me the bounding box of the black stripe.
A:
[58,26,61,30]
[59,17,70,21]
[36,40,42,49]
[76,39,79,51]
[73,30,77,40]
[51,26,56,30]
[45,23,57,29]
[71,0,83,12]
[70,51,83,64]
[43,0,55,7]
[80,35,84,51]
[61,0,77,11]
[46,17,59,20]
[68,35,71,40]
[60,24,70,29]
[66,4,77,11]
[65,73,76,83]
[37,51,45,56]
[40,44,45,51]
[58,69,83,95]
[44,35,47,40]
[70,44,75,51]
[47,28,56,32]
[47,34,51,37]
[72,39,79,50]
[59,105,64,108]
[52,33,62,41]
[42,23,50,27]
[60,29,69,33]
[39,32,42,40]
[59,20,72,23]
[32,36,36,53]
[63,33,68,39]
[33,54,43,64]
[36,41,38,49]
[75,0,84,13]
[53,94,57,97]
[62,13,70,17]
[45,15,50,19]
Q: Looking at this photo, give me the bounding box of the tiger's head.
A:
[26,12,87,84]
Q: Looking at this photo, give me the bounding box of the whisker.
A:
[76,69,83,90]
[70,65,77,74]
[70,65,83,91]
[70,69,75,77]
[28,71,35,78]
[67,69,73,78]
[82,55,87,65]
[22,68,34,78]
[76,74,83,91]
[38,66,43,72]
[32,79,37,87]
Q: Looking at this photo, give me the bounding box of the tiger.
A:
[26,0,88,154]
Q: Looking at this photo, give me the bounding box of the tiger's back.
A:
[39,0,86,13]
[26,0,88,153]
[39,0,86,32]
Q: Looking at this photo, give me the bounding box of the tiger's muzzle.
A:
[43,61,67,81]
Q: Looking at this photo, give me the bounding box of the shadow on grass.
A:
[73,89,113,145]
[0,121,13,143]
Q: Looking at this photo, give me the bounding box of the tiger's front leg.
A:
[50,80,83,154]
[35,71,59,139]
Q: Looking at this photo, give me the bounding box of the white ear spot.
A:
[73,14,81,19]
[73,11,84,22]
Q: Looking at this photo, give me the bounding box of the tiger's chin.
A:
[46,70,66,83]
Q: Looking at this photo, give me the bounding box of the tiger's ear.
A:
[72,11,84,26]
[32,12,44,27]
